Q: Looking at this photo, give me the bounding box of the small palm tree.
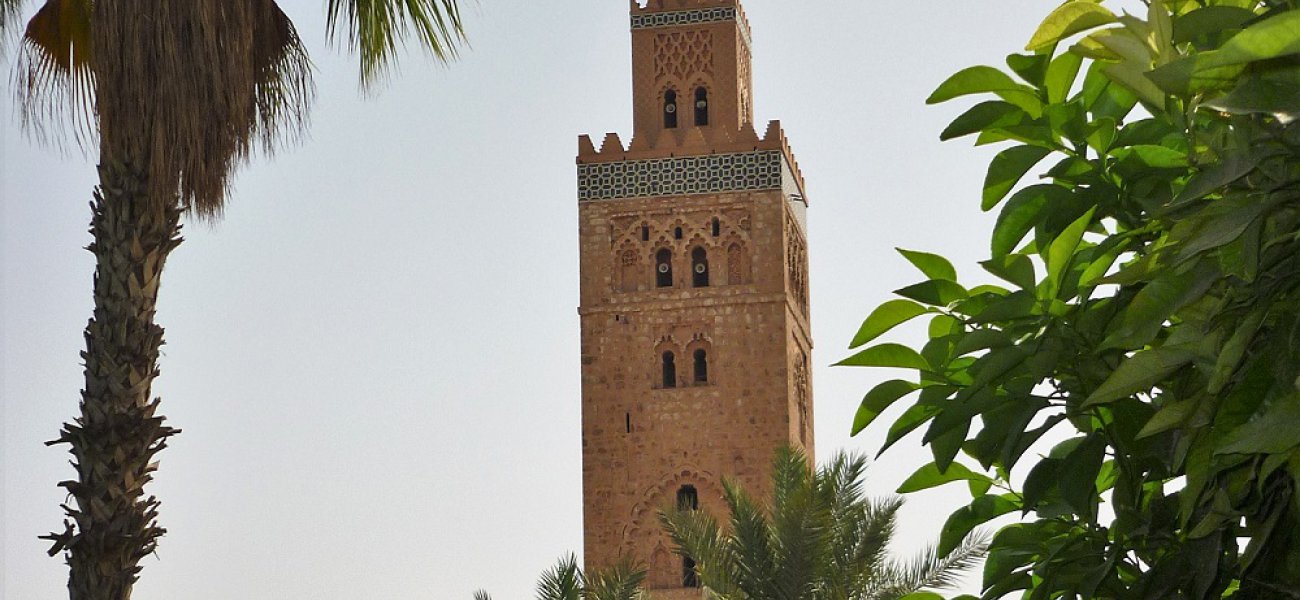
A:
[3,1,464,599]
[660,447,986,600]
[476,553,648,600]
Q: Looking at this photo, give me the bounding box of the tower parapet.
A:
[577,120,806,206]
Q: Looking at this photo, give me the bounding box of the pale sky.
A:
[5,2,1074,598]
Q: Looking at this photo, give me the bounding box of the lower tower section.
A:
[576,130,812,592]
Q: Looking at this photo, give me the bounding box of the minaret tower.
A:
[576,0,812,595]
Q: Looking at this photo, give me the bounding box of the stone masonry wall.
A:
[578,187,812,592]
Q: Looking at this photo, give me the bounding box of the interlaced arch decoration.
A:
[607,208,752,293]
[619,467,721,588]
[654,30,713,83]
[787,216,809,315]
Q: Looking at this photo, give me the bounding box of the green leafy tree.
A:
[659,447,985,600]
[843,1,1300,598]
[475,553,648,600]
[2,1,464,598]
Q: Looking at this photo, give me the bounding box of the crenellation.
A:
[599,132,626,155]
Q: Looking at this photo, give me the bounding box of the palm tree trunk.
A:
[43,160,181,600]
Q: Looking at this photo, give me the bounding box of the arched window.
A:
[655,248,673,288]
[691,247,709,288]
[662,351,677,388]
[641,223,650,241]
[694,87,709,126]
[711,217,720,237]
[693,349,708,383]
[676,485,701,586]
[664,90,678,129]
[674,226,683,240]
[676,485,698,510]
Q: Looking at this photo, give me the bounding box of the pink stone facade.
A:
[577,1,813,594]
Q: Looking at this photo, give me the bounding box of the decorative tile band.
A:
[631,7,752,49]
[578,150,785,201]
[631,8,736,29]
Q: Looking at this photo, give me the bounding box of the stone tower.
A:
[576,0,812,595]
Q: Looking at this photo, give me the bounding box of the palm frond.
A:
[14,0,95,147]
[661,502,742,597]
[248,0,313,156]
[720,478,784,599]
[818,450,868,514]
[536,553,583,600]
[583,556,647,600]
[472,590,493,600]
[869,532,988,600]
[770,481,821,599]
[325,0,466,90]
[771,445,811,512]
[90,0,314,215]
[0,0,28,52]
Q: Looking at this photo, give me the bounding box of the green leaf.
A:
[897,461,991,494]
[1086,64,1140,120]
[1084,346,1197,407]
[1102,62,1167,108]
[898,593,944,600]
[952,328,1015,357]
[852,380,920,435]
[1216,393,1300,455]
[1173,7,1258,46]
[929,314,962,338]
[1174,144,1274,206]
[930,418,972,473]
[1208,310,1265,394]
[1044,51,1084,104]
[1027,2,1118,51]
[1204,66,1300,117]
[1086,117,1117,154]
[1147,55,1244,96]
[928,66,1044,116]
[1110,144,1188,169]
[849,300,931,349]
[1100,262,1216,350]
[894,280,970,307]
[881,403,943,456]
[983,145,1052,211]
[1059,434,1106,515]
[1079,243,1123,288]
[837,343,931,370]
[1022,458,1061,511]
[969,290,1037,324]
[897,248,958,281]
[1043,207,1094,300]
[981,254,1037,290]
[1200,11,1300,70]
[1137,398,1198,439]
[940,494,1020,556]
[993,185,1071,257]
[1007,53,1050,89]
[940,101,1027,141]
[1174,199,1269,264]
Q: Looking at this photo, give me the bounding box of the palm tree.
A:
[660,447,986,600]
[476,553,648,600]
[2,2,464,599]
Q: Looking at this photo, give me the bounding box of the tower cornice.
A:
[577,120,807,205]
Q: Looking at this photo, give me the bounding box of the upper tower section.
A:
[578,0,808,207]
[630,0,754,144]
